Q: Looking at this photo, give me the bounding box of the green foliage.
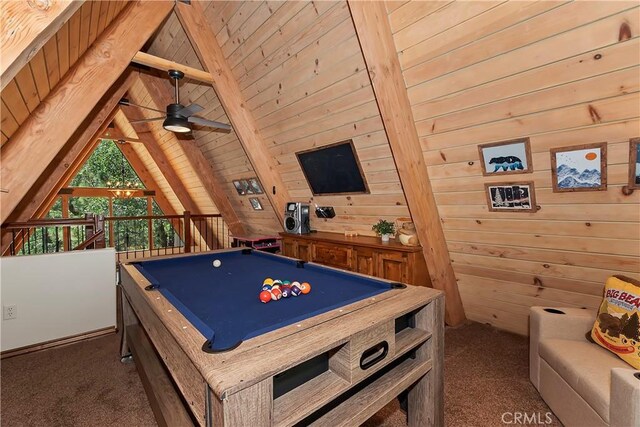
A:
[71,139,143,188]
[372,219,395,236]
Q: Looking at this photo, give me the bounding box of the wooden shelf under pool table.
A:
[118,249,444,426]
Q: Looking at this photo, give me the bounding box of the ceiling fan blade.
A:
[129,117,165,124]
[119,99,165,114]
[177,103,204,117]
[188,116,232,133]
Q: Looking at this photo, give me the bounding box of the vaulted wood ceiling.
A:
[1,1,129,144]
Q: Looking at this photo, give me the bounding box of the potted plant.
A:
[372,219,395,242]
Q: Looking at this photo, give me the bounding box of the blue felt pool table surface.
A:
[131,249,399,352]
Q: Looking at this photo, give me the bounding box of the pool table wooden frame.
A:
[119,250,444,426]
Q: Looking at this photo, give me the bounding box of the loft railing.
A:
[2,212,232,261]
[3,214,105,256]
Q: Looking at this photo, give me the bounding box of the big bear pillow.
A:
[590,276,640,369]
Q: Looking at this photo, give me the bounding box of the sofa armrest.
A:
[610,368,640,427]
[529,306,596,389]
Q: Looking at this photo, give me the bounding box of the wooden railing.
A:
[2,212,232,261]
[3,215,105,256]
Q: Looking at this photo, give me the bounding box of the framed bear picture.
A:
[478,138,532,176]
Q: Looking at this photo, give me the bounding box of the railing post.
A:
[184,211,192,253]
[62,196,70,251]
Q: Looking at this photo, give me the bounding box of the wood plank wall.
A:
[386,0,640,334]
[148,3,411,236]
[0,1,128,145]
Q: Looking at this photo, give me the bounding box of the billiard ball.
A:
[291,281,301,289]
[271,288,282,300]
[272,279,282,286]
[262,285,272,292]
[263,278,274,286]
[212,259,222,268]
[282,280,291,285]
[300,282,311,294]
[281,286,291,298]
[290,285,302,297]
[259,290,271,303]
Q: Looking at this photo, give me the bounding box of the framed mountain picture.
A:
[478,138,532,176]
[550,143,607,192]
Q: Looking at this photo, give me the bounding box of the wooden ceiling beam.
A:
[0,0,84,90]
[132,51,214,85]
[348,1,466,327]
[0,0,174,224]
[175,1,290,226]
[1,70,136,255]
[135,72,246,237]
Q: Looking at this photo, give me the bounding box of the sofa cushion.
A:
[539,338,631,423]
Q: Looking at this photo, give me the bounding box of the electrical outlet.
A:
[3,305,17,320]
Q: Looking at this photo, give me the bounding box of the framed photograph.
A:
[478,138,532,176]
[550,142,607,192]
[249,198,263,210]
[485,182,537,212]
[232,179,249,195]
[248,178,263,194]
[629,137,640,190]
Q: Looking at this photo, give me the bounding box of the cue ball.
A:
[213,259,222,268]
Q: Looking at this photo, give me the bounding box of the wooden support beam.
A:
[0,71,135,255]
[0,0,84,89]
[132,51,214,85]
[0,0,174,224]
[136,73,246,237]
[57,187,153,198]
[174,1,290,226]
[348,2,465,326]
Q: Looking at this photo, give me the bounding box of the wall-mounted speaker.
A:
[284,202,310,234]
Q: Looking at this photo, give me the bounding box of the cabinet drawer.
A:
[313,243,352,270]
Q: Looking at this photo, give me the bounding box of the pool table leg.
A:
[119,286,136,360]
[211,379,272,426]
[408,295,445,427]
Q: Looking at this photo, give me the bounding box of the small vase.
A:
[381,233,390,243]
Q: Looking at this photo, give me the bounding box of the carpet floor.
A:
[1,322,560,426]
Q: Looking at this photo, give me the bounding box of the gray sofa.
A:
[530,306,640,427]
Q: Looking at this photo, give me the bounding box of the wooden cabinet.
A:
[280,232,431,287]
[354,247,375,276]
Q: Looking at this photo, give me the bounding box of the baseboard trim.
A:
[1,326,116,359]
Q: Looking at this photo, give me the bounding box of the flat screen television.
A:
[296,140,369,196]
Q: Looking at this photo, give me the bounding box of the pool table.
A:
[119,249,443,426]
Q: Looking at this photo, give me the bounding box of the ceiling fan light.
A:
[163,116,191,133]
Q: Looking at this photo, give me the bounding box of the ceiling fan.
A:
[122,70,231,134]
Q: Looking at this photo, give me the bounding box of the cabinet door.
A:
[376,251,408,283]
[298,242,312,262]
[312,243,352,270]
[282,239,297,258]
[354,248,375,276]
